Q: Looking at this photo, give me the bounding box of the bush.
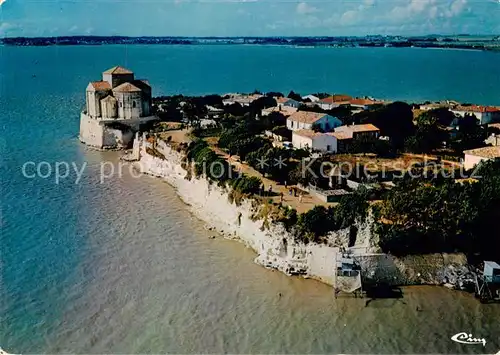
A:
[230,175,262,194]
[377,160,500,259]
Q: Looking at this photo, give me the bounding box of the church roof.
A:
[103,66,134,75]
[131,79,151,91]
[113,82,142,93]
[101,95,117,102]
[88,81,111,91]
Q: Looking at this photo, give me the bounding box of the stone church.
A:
[79,66,156,149]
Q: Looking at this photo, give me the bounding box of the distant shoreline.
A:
[2,35,499,51]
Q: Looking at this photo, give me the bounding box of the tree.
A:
[287,90,302,102]
[334,188,369,229]
[405,114,447,153]
[451,114,486,151]
[353,102,415,150]
[247,147,291,182]
[312,93,331,99]
[230,175,262,194]
[377,161,500,258]
[223,103,246,117]
[263,112,286,129]
[266,91,284,98]
[296,206,335,242]
[424,107,455,127]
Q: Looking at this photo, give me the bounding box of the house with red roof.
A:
[286,111,342,132]
[318,94,352,110]
[451,105,500,125]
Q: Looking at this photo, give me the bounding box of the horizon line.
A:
[3,33,500,40]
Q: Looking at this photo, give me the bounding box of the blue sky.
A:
[1,0,499,37]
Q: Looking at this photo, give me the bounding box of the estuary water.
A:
[1,45,499,354]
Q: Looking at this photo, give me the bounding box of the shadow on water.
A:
[365,283,404,299]
[364,283,407,308]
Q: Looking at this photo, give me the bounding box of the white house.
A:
[318,94,352,110]
[222,93,263,106]
[292,130,338,152]
[463,146,500,170]
[486,123,500,146]
[335,124,381,139]
[349,98,383,110]
[261,105,298,117]
[330,124,381,153]
[302,94,320,102]
[451,105,500,125]
[276,97,301,108]
[286,111,342,131]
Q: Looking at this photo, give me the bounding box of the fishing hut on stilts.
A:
[475,261,500,303]
[334,251,365,298]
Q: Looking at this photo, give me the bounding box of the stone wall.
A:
[80,113,105,148]
[80,113,135,149]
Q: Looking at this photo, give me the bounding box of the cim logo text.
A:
[451,332,486,347]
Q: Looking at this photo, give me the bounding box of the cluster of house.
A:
[419,101,500,126]
[418,102,500,170]
[223,92,384,112]
[222,92,500,167]
[285,112,380,153]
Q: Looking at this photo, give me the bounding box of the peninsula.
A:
[80,66,500,301]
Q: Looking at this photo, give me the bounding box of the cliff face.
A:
[133,136,474,289]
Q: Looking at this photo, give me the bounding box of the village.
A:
[149,90,500,300]
[150,90,500,207]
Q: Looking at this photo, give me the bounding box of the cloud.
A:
[390,0,436,21]
[388,0,468,22]
[445,0,467,17]
[0,0,6,7]
[429,6,438,18]
[340,10,360,25]
[69,25,78,32]
[296,2,317,15]
[0,22,16,35]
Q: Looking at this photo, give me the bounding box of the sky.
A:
[0,0,499,37]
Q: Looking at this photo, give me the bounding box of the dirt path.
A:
[163,130,329,213]
[211,146,329,214]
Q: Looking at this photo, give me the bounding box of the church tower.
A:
[102,66,135,88]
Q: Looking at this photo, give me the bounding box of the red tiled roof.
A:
[88,81,111,91]
[464,146,500,158]
[293,129,327,139]
[103,66,134,75]
[288,111,328,124]
[113,82,142,93]
[328,131,352,140]
[320,94,353,104]
[349,98,381,106]
[337,124,380,133]
[455,105,500,113]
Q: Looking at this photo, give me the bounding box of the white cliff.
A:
[132,135,473,289]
